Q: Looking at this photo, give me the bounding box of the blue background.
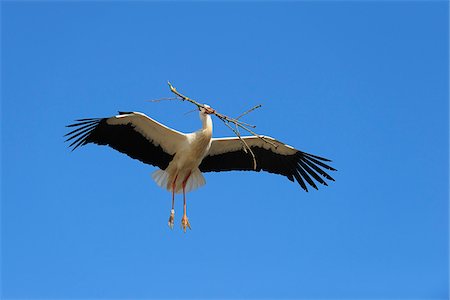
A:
[2,2,448,299]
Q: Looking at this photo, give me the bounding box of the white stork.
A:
[65,105,336,231]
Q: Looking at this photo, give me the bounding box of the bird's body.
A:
[152,110,212,194]
[66,105,335,231]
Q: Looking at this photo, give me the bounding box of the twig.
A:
[232,119,256,129]
[213,115,258,169]
[166,81,275,170]
[168,82,203,109]
[184,109,198,116]
[236,104,262,120]
[146,97,179,103]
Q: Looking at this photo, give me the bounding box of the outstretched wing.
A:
[65,112,187,169]
[199,136,336,192]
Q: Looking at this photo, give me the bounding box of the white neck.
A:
[201,113,213,134]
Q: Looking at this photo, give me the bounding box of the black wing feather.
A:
[199,145,336,192]
[65,118,173,169]
[298,160,328,186]
[301,157,335,181]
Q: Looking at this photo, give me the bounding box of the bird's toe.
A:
[181,216,191,232]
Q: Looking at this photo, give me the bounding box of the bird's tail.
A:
[184,168,206,193]
[152,169,170,191]
[151,168,206,194]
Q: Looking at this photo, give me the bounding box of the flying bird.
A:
[65,105,336,231]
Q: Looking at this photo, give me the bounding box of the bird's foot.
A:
[168,209,175,229]
[181,215,191,232]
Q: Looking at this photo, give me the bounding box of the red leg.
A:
[171,179,176,210]
[181,173,192,232]
[183,185,187,218]
[168,175,178,229]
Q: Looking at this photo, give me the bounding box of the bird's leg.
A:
[168,188,175,229]
[181,186,191,232]
[168,176,177,229]
[181,174,191,232]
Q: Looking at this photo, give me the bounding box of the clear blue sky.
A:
[1,1,448,299]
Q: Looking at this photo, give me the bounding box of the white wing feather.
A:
[207,136,298,157]
[106,112,187,155]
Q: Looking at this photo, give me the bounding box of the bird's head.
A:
[199,104,215,115]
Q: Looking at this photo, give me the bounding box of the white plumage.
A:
[66,105,335,231]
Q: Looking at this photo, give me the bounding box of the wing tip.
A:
[293,150,336,192]
[64,118,103,151]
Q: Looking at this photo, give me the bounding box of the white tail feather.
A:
[151,168,206,194]
[185,169,206,193]
[151,169,169,190]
